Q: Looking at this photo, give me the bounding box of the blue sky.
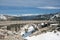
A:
[0,0,60,15]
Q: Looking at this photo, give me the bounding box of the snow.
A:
[28,26,35,32]
[25,31,60,40]
[20,24,60,40]
[23,32,32,38]
[50,14,60,20]
[20,31,25,35]
[20,25,35,38]
[41,23,45,25]
[0,14,7,20]
[50,24,59,26]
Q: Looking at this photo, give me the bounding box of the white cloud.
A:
[37,7,60,9]
[5,14,40,17]
[19,14,40,16]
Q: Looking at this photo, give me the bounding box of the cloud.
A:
[19,14,40,16]
[0,13,40,17]
[0,0,60,7]
[37,7,60,9]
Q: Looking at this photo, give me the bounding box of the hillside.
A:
[0,12,60,21]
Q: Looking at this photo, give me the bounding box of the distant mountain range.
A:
[0,12,60,21]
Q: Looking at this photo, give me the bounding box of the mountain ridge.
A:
[0,12,60,21]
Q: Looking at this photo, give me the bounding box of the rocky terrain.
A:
[0,12,60,40]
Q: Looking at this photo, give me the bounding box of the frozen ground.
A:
[24,31,60,40]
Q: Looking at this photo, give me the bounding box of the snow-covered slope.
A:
[50,13,60,21]
[25,31,60,40]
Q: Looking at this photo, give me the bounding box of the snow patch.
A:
[0,14,7,20]
[25,31,60,40]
